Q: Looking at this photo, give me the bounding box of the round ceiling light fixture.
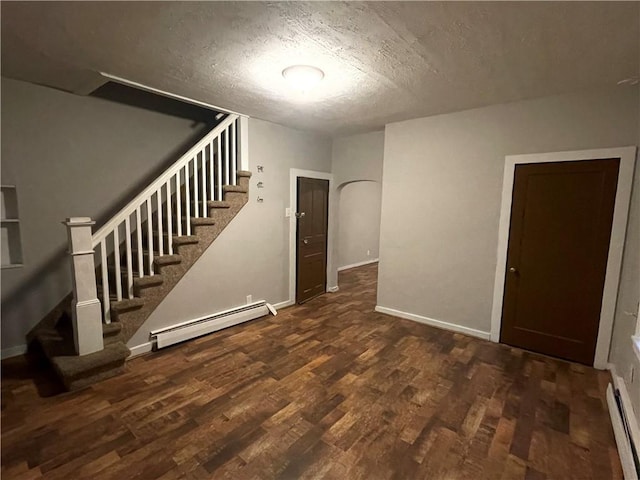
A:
[282,65,325,92]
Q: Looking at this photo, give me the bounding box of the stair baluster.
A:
[125,216,133,299]
[217,134,223,201]
[193,156,199,218]
[63,114,244,358]
[201,150,207,218]
[136,206,144,278]
[166,178,173,255]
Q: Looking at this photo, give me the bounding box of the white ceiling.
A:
[2,2,638,135]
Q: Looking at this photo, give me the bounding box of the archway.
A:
[332,179,382,287]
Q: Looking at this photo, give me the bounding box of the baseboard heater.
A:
[150,300,273,349]
[607,374,640,480]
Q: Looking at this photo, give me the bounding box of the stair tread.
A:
[106,265,142,275]
[223,185,248,194]
[111,297,145,312]
[52,342,130,379]
[96,285,142,302]
[122,250,181,263]
[154,254,182,266]
[134,275,164,288]
[172,235,199,245]
[191,217,216,226]
[208,201,231,209]
[172,200,231,210]
[237,170,252,178]
[34,323,129,381]
[102,322,122,337]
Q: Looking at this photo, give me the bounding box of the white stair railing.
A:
[81,114,247,324]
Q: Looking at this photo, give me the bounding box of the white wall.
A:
[329,131,384,282]
[608,93,640,417]
[331,131,384,185]
[378,87,639,338]
[1,78,209,353]
[337,181,382,268]
[128,118,332,347]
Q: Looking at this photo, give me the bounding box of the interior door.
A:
[500,159,619,365]
[296,177,329,304]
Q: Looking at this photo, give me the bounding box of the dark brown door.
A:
[500,159,619,365]
[296,177,329,304]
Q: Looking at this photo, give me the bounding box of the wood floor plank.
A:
[1,263,621,479]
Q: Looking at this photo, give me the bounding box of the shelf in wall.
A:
[1,185,24,269]
[1,264,23,270]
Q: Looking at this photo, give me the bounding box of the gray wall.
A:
[1,77,208,352]
[609,94,640,416]
[329,131,384,282]
[378,87,639,336]
[337,181,382,268]
[129,118,332,347]
[331,131,384,185]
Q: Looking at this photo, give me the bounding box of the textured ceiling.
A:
[2,2,638,135]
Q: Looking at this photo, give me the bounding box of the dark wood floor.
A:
[2,263,621,479]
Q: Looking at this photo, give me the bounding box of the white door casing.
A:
[490,146,637,369]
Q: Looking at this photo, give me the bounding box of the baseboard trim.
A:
[1,344,27,360]
[607,380,639,480]
[327,286,339,293]
[337,258,379,272]
[374,305,491,341]
[273,300,295,310]
[612,372,640,465]
[128,341,153,358]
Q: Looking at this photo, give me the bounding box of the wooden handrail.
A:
[91,114,239,247]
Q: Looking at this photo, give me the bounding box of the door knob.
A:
[303,239,309,245]
[509,267,518,273]
[295,212,306,219]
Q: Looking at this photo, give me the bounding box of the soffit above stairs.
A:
[1,2,638,136]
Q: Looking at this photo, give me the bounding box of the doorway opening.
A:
[490,147,636,368]
[295,177,329,303]
[288,169,334,306]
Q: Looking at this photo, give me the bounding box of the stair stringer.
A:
[115,172,251,342]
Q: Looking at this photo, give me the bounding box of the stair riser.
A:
[135,284,168,301]
[123,235,190,254]
[62,363,126,391]
[141,214,224,236]
[154,262,183,279]
[134,287,157,299]
[173,201,230,212]
[223,191,247,202]
[168,204,230,221]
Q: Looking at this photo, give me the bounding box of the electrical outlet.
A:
[246,294,252,304]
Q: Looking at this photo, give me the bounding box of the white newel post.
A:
[238,116,249,172]
[63,217,104,355]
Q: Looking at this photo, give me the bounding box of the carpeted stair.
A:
[29,171,251,390]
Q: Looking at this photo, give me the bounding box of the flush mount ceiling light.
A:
[282,65,324,92]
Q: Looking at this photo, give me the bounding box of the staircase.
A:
[30,114,251,390]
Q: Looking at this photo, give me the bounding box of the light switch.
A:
[285,208,291,218]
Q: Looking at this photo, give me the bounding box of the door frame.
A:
[490,146,637,369]
[288,169,335,306]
